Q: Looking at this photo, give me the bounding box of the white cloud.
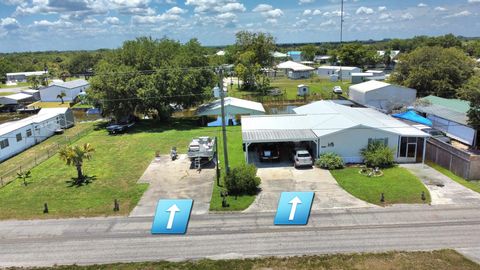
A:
[356,7,374,15]
[185,0,245,14]
[303,9,312,15]
[468,0,480,3]
[401,13,414,20]
[312,9,322,15]
[444,10,471,18]
[378,6,387,12]
[166,6,187,15]
[0,17,20,30]
[418,3,428,7]
[299,0,314,4]
[252,4,272,12]
[104,16,120,25]
[434,7,447,12]
[379,13,392,21]
[319,19,335,27]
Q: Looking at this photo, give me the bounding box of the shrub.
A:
[224,164,261,196]
[316,152,344,170]
[360,141,395,168]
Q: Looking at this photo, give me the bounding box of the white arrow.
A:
[166,204,180,230]
[288,196,302,221]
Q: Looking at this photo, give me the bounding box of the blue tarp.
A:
[392,110,432,126]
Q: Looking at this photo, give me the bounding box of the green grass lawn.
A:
[0,119,250,219]
[0,82,30,89]
[17,250,479,270]
[229,77,351,101]
[28,101,71,108]
[0,92,15,96]
[331,166,431,205]
[427,161,480,193]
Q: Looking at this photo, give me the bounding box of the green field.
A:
[0,92,15,96]
[229,77,351,101]
[331,166,431,205]
[14,250,479,270]
[0,119,250,219]
[0,82,30,89]
[427,161,480,193]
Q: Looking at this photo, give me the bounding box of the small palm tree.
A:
[57,92,66,104]
[59,143,95,181]
[17,170,31,186]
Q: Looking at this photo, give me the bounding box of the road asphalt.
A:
[1,204,480,267]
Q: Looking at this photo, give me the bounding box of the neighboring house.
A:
[38,107,75,129]
[196,97,265,127]
[215,50,225,56]
[0,110,70,162]
[241,100,429,164]
[6,71,48,84]
[314,55,331,64]
[276,61,315,79]
[0,93,35,106]
[377,50,401,59]
[287,51,302,62]
[317,66,362,80]
[272,51,288,59]
[351,72,374,84]
[39,79,89,102]
[348,80,417,113]
[20,89,41,100]
[415,95,477,146]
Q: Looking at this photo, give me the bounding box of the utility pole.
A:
[339,0,344,82]
[219,67,230,174]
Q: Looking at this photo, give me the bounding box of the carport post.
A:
[422,138,427,168]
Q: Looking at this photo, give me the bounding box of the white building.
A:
[38,107,75,129]
[317,66,362,80]
[0,111,67,162]
[39,79,89,102]
[241,100,429,164]
[349,80,417,113]
[377,50,400,59]
[276,61,315,79]
[0,93,35,106]
[351,72,374,84]
[6,71,48,85]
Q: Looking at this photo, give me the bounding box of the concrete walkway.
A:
[401,164,480,206]
[244,166,374,213]
[129,155,215,217]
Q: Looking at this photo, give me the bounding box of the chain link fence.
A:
[0,126,94,187]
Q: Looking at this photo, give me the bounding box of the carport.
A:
[242,129,318,164]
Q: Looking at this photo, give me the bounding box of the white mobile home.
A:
[0,93,34,106]
[6,71,48,84]
[317,66,362,80]
[276,61,315,79]
[38,107,75,129]
[40,79,89,102]
[241,101,429,164]
[349,80,417,113]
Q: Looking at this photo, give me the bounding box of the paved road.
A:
[1,205,480,267]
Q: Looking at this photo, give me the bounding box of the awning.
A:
[242,129,318,143]
[392,110,432,126]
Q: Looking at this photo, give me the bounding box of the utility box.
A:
[297,84,309,96]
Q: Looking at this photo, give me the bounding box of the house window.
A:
[328,142,334,147]
[368,138,388,146]
[0,139,9,149]
[399,137,417,158]
[16,133,22,142]
[26,129,32,137]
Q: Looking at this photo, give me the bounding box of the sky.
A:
[0,0,479,52]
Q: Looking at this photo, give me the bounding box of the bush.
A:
[224,164,261,196]
[360,141,395,168]
[316,152,344,170]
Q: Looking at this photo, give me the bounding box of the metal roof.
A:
[317,66,361,71]
[276,61,315,72]
[242,129,317,143]
[0,93,32,101]
[415,104,468,125]
[196,97,265,116]
[0,112,59,137]
[50,79,89,89]
[6,71,47,76]
[420,95,470,114]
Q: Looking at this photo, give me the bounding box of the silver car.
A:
[293,149,313,168]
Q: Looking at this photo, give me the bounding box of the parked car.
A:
[333,86,343,94]
[422,128,451,144]
[258,144,280,162]
[106,122,135,134]
[292,149,313,168]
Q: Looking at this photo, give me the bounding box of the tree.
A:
[457,76,480,146]
[59,143,95,182]
[300,44,318,61]
[337,43,379,67]
[27,75,40,89]
[391,46,475,98]
[16,170,31,186]
[57,92,66,104]
[224,165,261,196]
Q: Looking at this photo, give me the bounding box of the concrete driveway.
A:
[244,166,374,213]
[129,155,215,217]
[401,163,480,206]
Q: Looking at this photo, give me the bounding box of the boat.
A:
[187,136,216,160]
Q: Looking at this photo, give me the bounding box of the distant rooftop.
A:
[317,66,360,71]
[416,95,470,125]
[50,79,89,89]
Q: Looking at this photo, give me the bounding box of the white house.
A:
[349,80,417,113]
[38,107,75,129]
[0,93,35,106]
[241,100,429,164]
[21,89,41,100]
[39,79,89,102]
[317,66,362,80]
[0,112,62,162]
[276,61,315,79]
[197,97,265,127]
[351,72,374,84]
[6,71,48,85]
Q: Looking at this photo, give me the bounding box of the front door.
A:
[398,137,417,162]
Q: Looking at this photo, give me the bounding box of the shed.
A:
[415,95,476,146]
[348,80,417,113]
[317,66,362,80]
[276,61,315,79]
[21,89,41,100]
[0,93,34,105]
[39,79,89,102]
[297,84,309,96]
[351,72,373,84]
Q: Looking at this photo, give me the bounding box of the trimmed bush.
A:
[360,141,395,168]
[224,164,261,196]
[316,152,344,170]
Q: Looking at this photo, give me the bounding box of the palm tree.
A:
[57,92,66,104]
[59,143,95,181]
[17,170,31,186]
